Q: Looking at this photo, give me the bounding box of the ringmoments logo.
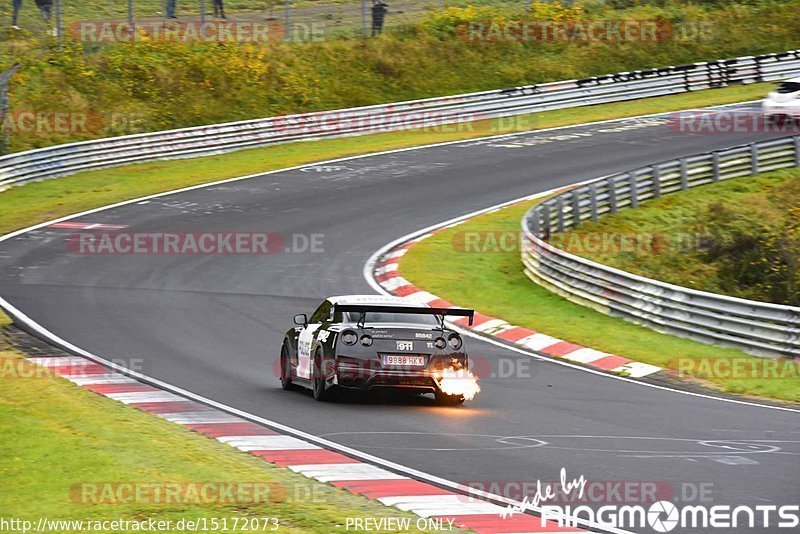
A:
[518,469,800,531]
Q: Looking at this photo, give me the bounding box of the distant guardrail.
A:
[522,134,800,359]
[1,49,800,189]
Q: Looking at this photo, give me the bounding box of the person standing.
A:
[165,0,177,19]
[371,0,387,36]
[213,0,226,19]
[34,0,52,21]
[12,0,23,29]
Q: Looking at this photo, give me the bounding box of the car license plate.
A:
[382,355,425,367]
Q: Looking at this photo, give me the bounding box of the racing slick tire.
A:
[280,343,294,390]
[435,390,465,406]
[312,348,333,401]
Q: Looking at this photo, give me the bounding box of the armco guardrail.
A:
[1,49,800,188]
[522,135,800,359]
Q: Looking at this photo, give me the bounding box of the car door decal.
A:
[296,323,322,379]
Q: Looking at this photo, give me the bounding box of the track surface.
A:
[2,111,798,532]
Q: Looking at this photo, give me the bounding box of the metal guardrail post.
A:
[751,143,759,174]
[608,177,617,214]
[531,214,541,238]
[571,192,581,227]
[795,136,800,166]
[628,173,638,208]
[590,184,598,222]
[556,197,565,233]
[652,165,661,197]
[542,205,551,237]
[680,159,689,190]
[712,152,721,182]
[794,135,800,167]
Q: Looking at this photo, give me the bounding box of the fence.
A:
[1,48,799,188]
[522,135,800,359]
[6,0,548,42]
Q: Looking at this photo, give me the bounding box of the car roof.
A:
[328,295,430,307]
[779,77,800,84]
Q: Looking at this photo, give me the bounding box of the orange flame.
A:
[435,367,481,401]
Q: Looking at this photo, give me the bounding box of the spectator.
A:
[12,0,22,29]
[213,0,226,19]
[371,0,387,36]
[165,0,177,19]
[34,0,52,22]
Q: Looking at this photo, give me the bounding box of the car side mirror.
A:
[293,314,308,327]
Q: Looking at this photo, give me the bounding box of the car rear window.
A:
[776,82,800,94]
[344,311,439,325]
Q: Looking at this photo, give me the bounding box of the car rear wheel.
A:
[312,349,331,401]
[280,343,293,390]
[435,391,465,406]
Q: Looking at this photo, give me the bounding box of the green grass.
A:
[0,315,451,533]
[555,167,800,305]
[3,0,798,152]
[0,82,772,235]
[399,198,800,403]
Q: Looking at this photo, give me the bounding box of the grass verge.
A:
[398,198,800,403]
[0,83,771,235]
[0,312,444,533]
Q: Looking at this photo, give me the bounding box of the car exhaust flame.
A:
[435,367,481,401]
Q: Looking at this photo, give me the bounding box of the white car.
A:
[762,77,800,121]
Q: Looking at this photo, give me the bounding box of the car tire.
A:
[280,343,294,390]
[435,391,465,406]
[312,349,331,401]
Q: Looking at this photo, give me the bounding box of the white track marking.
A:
[157,411,244,424]
[564,348,611,364]
[65,374,138,386]
[28,356,88,367]
[613,362,662,378]
[217,435,320,451]
[105,391,186,404]
[288,463,408,482]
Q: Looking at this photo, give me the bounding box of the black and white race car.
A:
[279,295,478,405]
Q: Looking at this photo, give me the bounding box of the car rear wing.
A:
[335,304,474,326]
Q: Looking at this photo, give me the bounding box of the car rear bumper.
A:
[334,367,439,392]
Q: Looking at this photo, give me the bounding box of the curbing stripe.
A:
[23,353,589,533]
[370,231,662,379]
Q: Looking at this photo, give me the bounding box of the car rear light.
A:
[341,330,358,345]
[448,334,463,351]
[360,334,373,346]
[434,337,447,349]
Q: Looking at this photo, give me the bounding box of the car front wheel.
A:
[280,343,294,390]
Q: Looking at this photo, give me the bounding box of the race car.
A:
[279,295,477,405]
[762,77,800,122]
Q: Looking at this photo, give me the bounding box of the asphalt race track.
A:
[2,109,798,533]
